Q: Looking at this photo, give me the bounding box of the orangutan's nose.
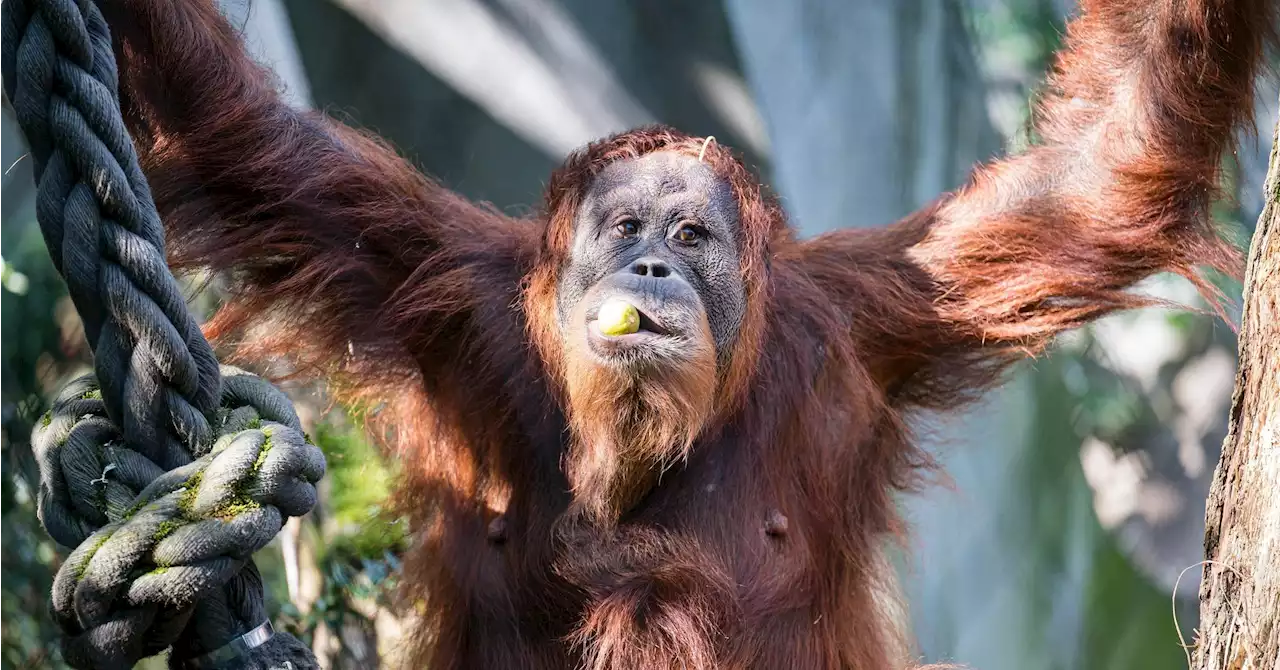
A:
[629,257,673,279]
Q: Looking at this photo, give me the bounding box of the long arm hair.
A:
[793,0,1278,408]
[100,0,540,429]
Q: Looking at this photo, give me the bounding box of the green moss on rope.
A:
[73,533,111,580]
[164,429,282,525]
[177,434,277,522]
[40,411,52,428]
[80,389,102,400]
[207,434,273,521]
[252,434,273,471]
[122,496,153,520]
[153,519,182,542]
[209,498,261,521]
[178,470,204,517]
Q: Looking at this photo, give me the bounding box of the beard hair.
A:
[561,315,717,526]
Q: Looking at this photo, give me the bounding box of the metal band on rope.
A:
[177,620,276,669]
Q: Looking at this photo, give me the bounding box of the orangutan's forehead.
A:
[583,151,738,230]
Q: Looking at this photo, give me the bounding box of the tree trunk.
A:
[1196,107,1280,670]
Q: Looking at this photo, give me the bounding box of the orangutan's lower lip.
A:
[635,310,669,336]
[587,320,671,354]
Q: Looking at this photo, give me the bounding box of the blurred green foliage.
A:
[1023,358,1187,670]
[269,414,406,650]
[2,187,75,669]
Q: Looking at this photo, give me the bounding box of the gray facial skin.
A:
[555,150,746,367]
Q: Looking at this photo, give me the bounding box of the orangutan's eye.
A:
[673,225,703,245]
[613,219,640,237]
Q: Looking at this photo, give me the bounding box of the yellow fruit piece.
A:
[598,299,640,336]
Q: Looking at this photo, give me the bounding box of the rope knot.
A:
[5,0,324,665]
[35,367,325,669]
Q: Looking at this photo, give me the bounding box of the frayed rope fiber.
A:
[3,1,325,667]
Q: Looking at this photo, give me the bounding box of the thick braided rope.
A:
[36,368,326,669]
[3,0,324,667]
[3,0,221,469]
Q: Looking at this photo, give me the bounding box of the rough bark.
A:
[1196,109,1280,670]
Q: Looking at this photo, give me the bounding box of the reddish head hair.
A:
[524,125,787,423]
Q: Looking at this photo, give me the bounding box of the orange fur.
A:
[98,0,1277,667]
[560,298,717,524]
